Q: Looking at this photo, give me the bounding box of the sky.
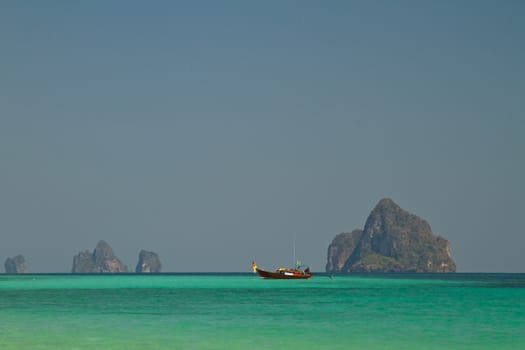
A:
[1,1,524,273]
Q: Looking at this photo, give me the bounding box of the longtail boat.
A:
[252,261,312,279]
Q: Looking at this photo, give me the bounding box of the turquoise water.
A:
[1,274,524,349]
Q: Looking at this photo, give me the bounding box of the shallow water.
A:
[1,273,524,349]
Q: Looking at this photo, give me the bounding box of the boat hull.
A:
[256,268,311,279]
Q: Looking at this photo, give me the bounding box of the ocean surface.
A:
[1,273,524,349]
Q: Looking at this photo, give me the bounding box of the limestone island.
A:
[4,254,28,274]
[326,198,456,273]
[72,240,128,273]
[136,250,162,273]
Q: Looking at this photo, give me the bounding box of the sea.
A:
[1,273,524,349]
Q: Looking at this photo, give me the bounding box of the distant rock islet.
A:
[72,240,128,273]
[69,241,163,274]
[4,254,28,274]
[136,250,162,273]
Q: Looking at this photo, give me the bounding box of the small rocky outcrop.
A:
[4,254,28,273]
[326,229,363,273]
[135,250,162,273]
[326,198,456,273]
[72,240,128,273]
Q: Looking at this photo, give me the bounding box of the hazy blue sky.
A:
[1,1,524,272]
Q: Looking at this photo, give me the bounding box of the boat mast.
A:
[293,234,296,268]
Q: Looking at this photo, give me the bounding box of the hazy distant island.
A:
[136,250,162,273]
[4,254,28,274]
[326,198,456,273]
[69,241,163,274]
[72,240,128,273]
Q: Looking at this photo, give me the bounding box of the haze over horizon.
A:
[1,1,524,273]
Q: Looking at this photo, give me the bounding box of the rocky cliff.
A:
[326,198,456,273]
[72,240,128,273]
[4,254,28,273]
[135,250,162,273]
[326,229,363,273]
